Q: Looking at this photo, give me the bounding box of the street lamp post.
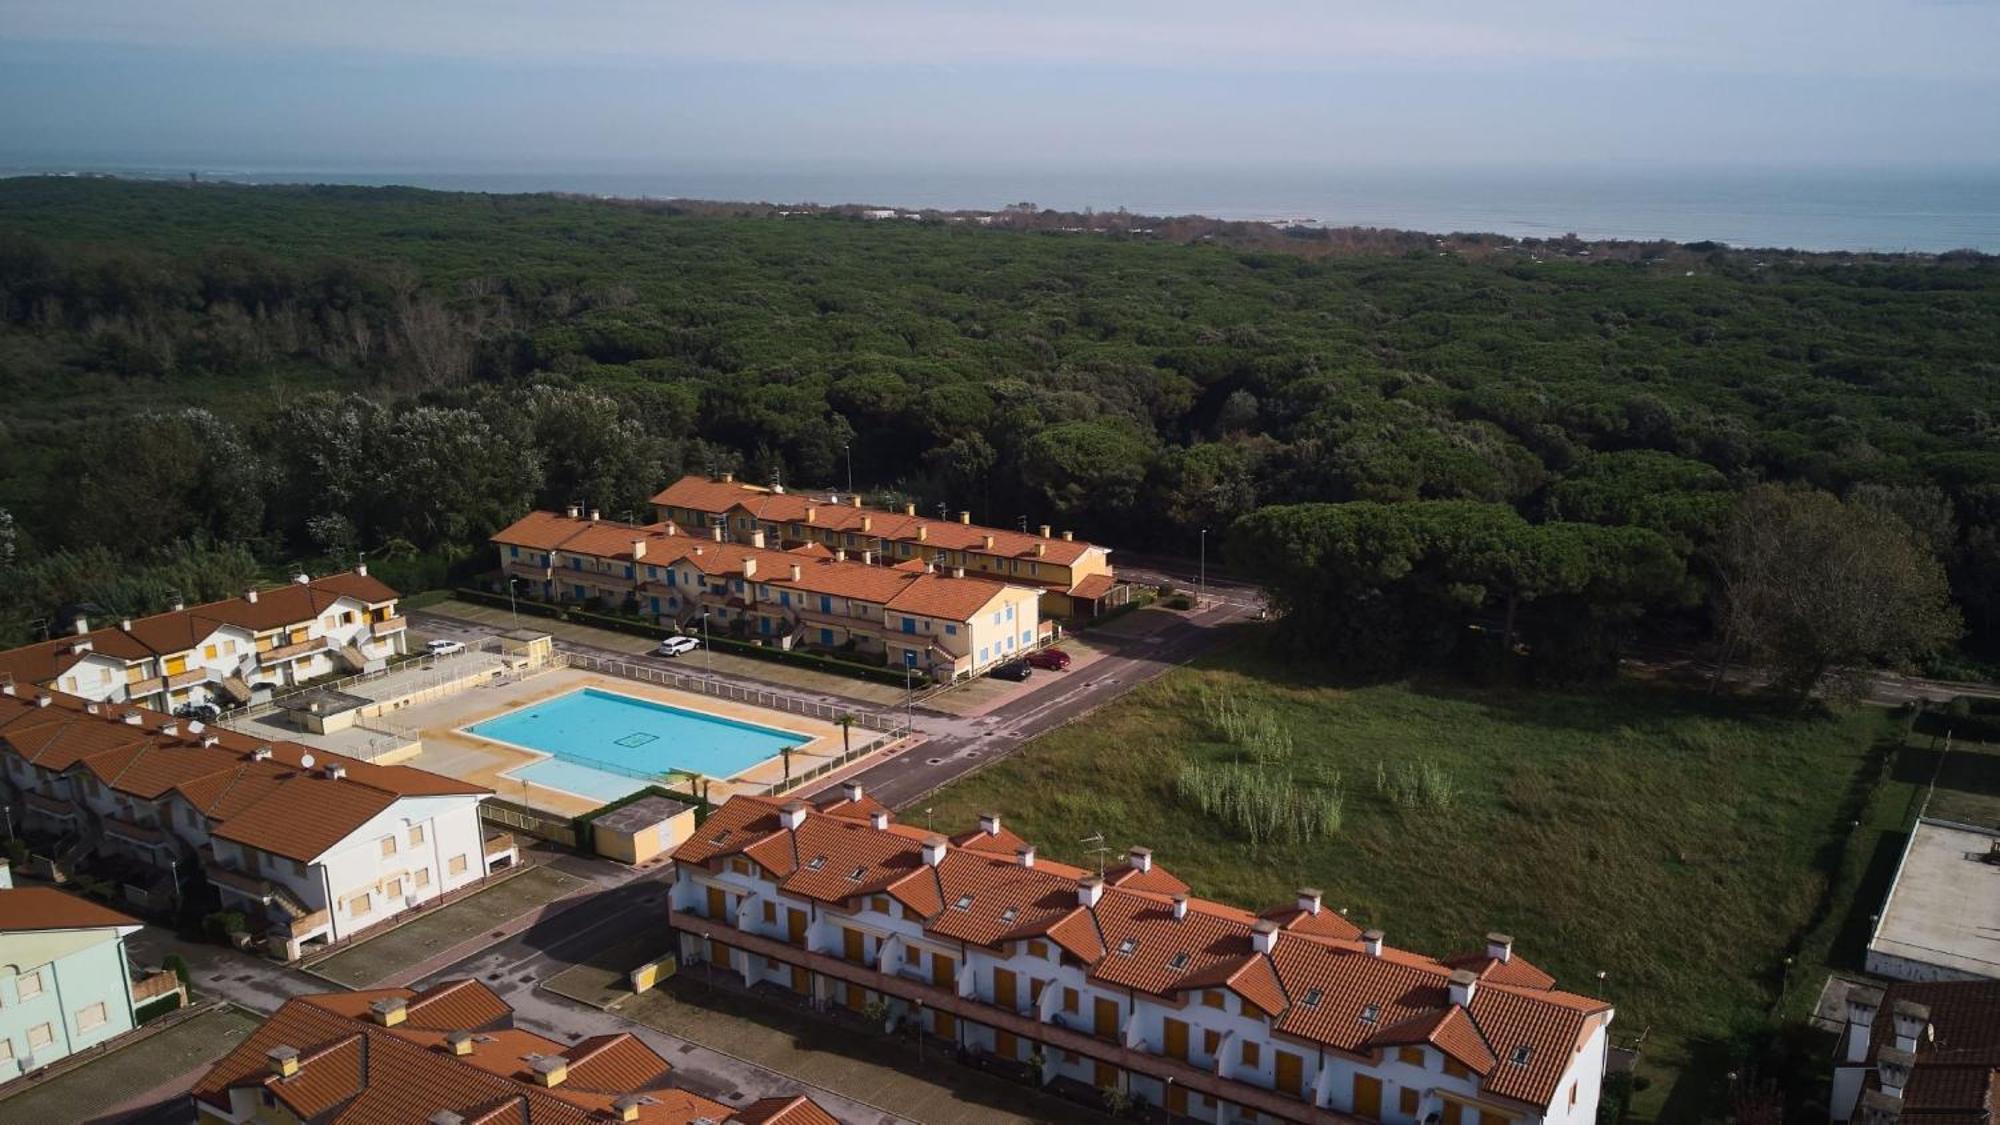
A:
[844,442,854,495]
[506,577,519,626]
[1199,528,1208,610]
[702,612,713,678]
[904,664,913,734]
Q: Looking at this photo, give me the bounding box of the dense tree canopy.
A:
[1,177,1997,671]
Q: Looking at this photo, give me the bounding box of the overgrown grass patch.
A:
[924,645,1888,1119]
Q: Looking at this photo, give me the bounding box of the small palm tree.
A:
[780,744,793,782]
[836,712,856,757]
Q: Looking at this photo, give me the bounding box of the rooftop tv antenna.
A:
[1079,832,1112,876]
[936,503,949,521]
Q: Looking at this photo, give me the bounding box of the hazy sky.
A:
[3,0,1997,172]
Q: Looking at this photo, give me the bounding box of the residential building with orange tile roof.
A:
[0,884,149,1079]
[670,792,1613,1125]
[1831,978,2000,1125]
[650,474,1126,618]
[0,568,408,715]
[491,508,1047,681]
[190,979,840,1124]
[0,685,501,961]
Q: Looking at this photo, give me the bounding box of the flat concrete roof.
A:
[276,687,372,715]
[1869,819,2000,979]
[593,795,694,834]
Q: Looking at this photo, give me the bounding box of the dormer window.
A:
[953,894,975,911]
[999,907,1019,923]
[804,855,826,871]
[1359,1003,1380,1025]
[1167,952,1190,970]
[846,865,866,881]
[1510,1045,1533,1067]
[1300,988,1323,1009]
[1116,938,1138,956]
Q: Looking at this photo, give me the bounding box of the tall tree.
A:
[1713,486,1960,703]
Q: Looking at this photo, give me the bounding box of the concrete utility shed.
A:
[276,687,372,735]
[1866,817,2000,981]
[591,795,696,864]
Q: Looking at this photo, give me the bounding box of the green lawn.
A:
[923,644,1891,1121]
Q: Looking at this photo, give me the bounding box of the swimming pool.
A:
[467,688,808,785]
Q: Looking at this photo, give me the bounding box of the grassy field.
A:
[922,643,1892,1121]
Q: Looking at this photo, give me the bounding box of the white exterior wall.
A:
[313,794,486,940]
[961,587,1041,671]
[1536,1020,1608,1125]
[51,655,136,703]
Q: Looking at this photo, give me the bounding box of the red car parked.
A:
[1025,648,1072,671]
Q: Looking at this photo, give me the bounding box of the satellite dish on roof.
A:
[299,753,315,769]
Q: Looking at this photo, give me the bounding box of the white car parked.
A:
[425,639,467,657]
[657,635,700,657]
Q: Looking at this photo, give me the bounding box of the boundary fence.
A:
[564,651,907,735]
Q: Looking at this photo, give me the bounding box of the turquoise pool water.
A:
[469,688,806,794]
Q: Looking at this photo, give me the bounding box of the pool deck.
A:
[392,668,849,816]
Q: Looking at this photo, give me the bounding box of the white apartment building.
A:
[0,686,504,960]
[0,570,409,714]
[671,792,1613,1125]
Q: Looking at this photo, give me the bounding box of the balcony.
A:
[370,617,408,637]
[103,815,170,848]
[667,909,1369,1125]
[166,668,208,690]
[262,638,327,663]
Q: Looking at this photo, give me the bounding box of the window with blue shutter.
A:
[945,624,957,635]
[650,597,661,613]
[820,628,833,645]
[901,617,916,634]
[509,546,519,558]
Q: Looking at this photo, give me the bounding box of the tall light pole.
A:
[506,577,520,627]
[702,611,713,678]
[1199,528,1208,610]
[843,442,853,496]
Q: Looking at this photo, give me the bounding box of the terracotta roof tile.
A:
[0,886,140,931]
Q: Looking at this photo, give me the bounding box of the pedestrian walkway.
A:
[309,863,591,987]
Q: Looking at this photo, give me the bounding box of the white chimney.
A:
[245,588,259,604]
[1171,894,1188,920]
[861,550,875,565]
[981,534,995,550]
[1296,888,1322,916]
[588,508,601,522]
[354,562,367,577]
[159,721,178,737]
[710,525,724,542]
[742,558,757,579]
[916,526,927,542]
[833,548,846,562]
[805,505,818,525]
[1039,524,1051,538]
[1016,844,1036,868]
[1127,846,1152,873]
[36,695,51,708]
[720,471,734,483]
[293,573,311,585]
[251,746,274,762]
[978,812,1002,837]
[1845,985,1885,1063]
[1447,969,1478,1007]
[1251,919,1279,955]
[123,711,144,726]
[120,618,133,631]
[72,616,90,636]
[1486,932,1514,963]
[749,529,767,549]
[778,800,808,830]
[1891,999,1929,1054]
[1362,929,1384,957]
[1062,530,1075,541]
[632,540,647,561]
[959,511,971,524]
[566,503,581,518]
[950,566,965,579]
[1077,874,1104,908]
[921,834,947,867]
[869,809,890,830]
[904,503,917,516]
[841,781,864,803]
[324,764,347,781]
[790,564,802,582]
[446,1030,475,1057]
[1877,1047,1914,1098]
[266,1045,300,1078]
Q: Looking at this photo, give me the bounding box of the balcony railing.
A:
[668,909,1369,1125]
[262,638,327,662]
[370,617,408,637]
